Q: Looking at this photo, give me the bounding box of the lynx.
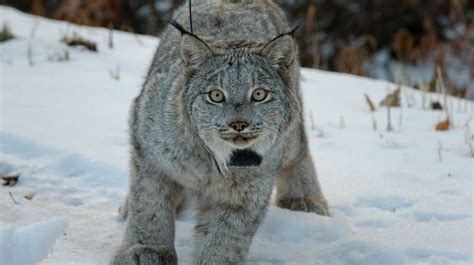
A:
[112,0,329,264]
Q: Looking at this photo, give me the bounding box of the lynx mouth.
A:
[221,134,258,149]
[228,149,262,167]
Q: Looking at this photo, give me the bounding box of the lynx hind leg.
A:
[276,153,330,216]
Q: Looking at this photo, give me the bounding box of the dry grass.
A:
[54,0,119,28]
[392,28,416,63]
[335,45,367,76]
[0,23,14,42]
[61,35,97,52]
[364,94,376,112]
[380,86,401,107]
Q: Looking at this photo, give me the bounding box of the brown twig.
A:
[436,66,450,120]
[386,103,393,132]
[9,191,19,205]
[364,93,376,112]
[108,23,114,49]
[309,111,316,131]
[28,22,39,66]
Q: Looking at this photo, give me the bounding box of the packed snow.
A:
[0,6,473,265]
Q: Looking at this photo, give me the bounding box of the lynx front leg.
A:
[111,172,183,265]
[193,180,274,264]
[276,152,330,216]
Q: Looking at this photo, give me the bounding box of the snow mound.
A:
[0,218,67,265]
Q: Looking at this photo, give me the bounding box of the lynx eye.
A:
[208,89,225,103]
[251,88,268,102]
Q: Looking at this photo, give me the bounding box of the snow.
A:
[1,6,473,265]
[1,218,67,264]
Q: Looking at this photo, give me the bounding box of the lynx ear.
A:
[261,34,296,68]
[180,34,213,70]
[162,19,213,70]
[261,23,302,68]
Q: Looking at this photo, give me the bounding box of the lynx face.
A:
[181,34,297,169]
[187,54,289,167]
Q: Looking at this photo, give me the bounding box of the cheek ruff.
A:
[228,149,262,167]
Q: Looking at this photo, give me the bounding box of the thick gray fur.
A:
[112,0,329,264]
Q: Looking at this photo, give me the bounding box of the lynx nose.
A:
[229,121,248,132]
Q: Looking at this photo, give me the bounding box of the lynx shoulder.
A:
[112,1,329,264]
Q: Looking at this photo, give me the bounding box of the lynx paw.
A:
[277,197,330,216]
[111,244,177,265]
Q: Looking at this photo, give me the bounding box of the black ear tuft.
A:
[261,22,303,68]
[287,21,304,37]
[180,34,214,70]
[162,18,214,69]
[161,18,186,34]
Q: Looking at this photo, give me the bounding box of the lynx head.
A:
[177,24,301,171]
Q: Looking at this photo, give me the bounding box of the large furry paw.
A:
[277,196,330,216]
[111,244,177,265]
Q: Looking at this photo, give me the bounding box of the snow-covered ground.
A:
[1,6,473,265]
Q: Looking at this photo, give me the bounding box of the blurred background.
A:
[2,0,473,99]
